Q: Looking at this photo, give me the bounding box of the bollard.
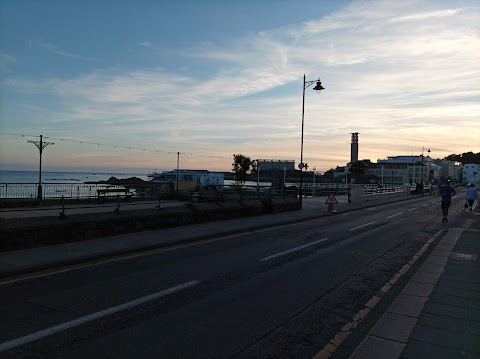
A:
[114,194,120,214]
[58,195,67,219]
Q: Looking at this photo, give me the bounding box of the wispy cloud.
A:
[0,52,16,73]
[139,41,152,48]
[39,42,92,60]
[389,8,462,23]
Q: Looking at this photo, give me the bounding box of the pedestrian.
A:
[439,180,456,222]
[465,183,478,212]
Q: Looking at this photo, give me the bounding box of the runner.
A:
[465,183,478,212]
[439,180,456,222]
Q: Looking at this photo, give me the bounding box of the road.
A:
[0,195,471,358]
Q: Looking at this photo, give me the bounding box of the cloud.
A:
[0,52,16,73]
[139,41,152,48]
[4,0,479,170]
[389,8,462,23]
[39,42,92,60]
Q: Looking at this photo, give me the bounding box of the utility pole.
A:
[313,166,316,197]
[28,135,54,206]
[176,152,180,192]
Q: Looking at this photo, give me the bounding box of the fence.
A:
[0,182,168,206]
[0,182,411,206]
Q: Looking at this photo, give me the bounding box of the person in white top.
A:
[465,183,478,212]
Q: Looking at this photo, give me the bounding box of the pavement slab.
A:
[369,312,417,343]
[349,336,405,359]
[387,294,428,318]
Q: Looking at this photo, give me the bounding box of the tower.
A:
[351,132,359,163]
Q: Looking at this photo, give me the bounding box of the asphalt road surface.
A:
[0,195,468,358]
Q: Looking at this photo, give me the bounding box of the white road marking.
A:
[348,222,376,231]
[0,280,199,352]
[387,213,403,219]
[408,207,419,211]
[422,204,429,207]
[260,238,328,262]
[364,207,377,211]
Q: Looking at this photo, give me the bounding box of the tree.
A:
[323,168,336,178]
[445,152,480,164]
[349,161,368,182]
[232,154,257,187]
[349,161,367,174]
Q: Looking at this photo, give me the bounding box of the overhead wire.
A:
[0,132,231,159]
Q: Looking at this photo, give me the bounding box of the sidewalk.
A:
[348,228,480,359]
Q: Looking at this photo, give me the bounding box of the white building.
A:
[377,155,440,184]
[462,163,480,185]
[150,170,224,187]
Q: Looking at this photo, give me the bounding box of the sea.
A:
[0,170,277,185]
[0,170,152,184]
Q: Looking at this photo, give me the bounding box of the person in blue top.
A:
[465,183,478,212]
[439,180,456,222]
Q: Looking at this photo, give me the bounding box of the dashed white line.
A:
[260,238,328,261]
[387,213,403,219]
[408,207,419,211]
[0,280,200,352]
[364,207,377,211]
[348,222,376,231]
[422,204,429,207]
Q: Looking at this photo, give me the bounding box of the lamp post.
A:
[27,135,54,207]
[299,74,324,205]
[421,147,430,184]
[312,166,316,197]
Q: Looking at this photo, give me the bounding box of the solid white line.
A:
[0,280,199,352]
[408,207,419,211]
[260,238,328,262]
[364,207,377,211]
[387,213,403,219]
[348,222,376,231]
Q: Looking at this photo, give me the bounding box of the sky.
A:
[0,0,479,174]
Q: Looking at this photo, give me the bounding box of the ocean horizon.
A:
[0,170,156,184]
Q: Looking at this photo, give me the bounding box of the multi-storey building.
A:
[378,156,440,184]
[462,163,480,185]
[366,162,410,184]
[432,159,459,183]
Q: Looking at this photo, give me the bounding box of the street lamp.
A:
[299,74,324,205]
[312,166,316,197]
[421,147,430,184]
[28,135,54,206]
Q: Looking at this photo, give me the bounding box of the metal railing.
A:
[0,182,172,206]
[361,184,403,195]
[0,183,128,201]
[0,182,412,206]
